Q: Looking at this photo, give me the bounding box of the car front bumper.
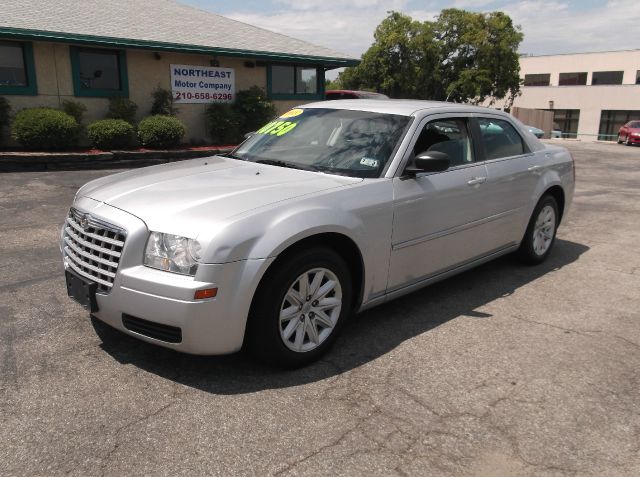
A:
[62,197,273,355]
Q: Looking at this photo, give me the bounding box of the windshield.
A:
[232,108,410,178]
[629,121,640,128]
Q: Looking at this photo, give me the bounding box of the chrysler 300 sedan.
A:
[61,100,575,367]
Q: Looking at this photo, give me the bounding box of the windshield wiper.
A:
[219,151,244,160]
[255,159,318,172]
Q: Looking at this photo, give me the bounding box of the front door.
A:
[388,116,495,292]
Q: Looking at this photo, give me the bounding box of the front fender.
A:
[203,205,365,263]
[199,179,395,304]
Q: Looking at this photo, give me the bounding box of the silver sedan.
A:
[61,100,575,367]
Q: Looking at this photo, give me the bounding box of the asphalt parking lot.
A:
[1,141,639,476]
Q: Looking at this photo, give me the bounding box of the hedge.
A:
[87,119,135,150]
[206,86,276,145]
[11,108,79,150]
[137,115,186,148]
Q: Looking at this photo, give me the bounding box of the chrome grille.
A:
[62,208,126,293]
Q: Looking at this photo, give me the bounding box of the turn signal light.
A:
[194,288,218,300]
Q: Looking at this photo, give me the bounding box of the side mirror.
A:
[405,151,450,176]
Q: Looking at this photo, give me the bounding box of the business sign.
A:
[170,64,235,104]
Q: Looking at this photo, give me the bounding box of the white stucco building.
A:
[512,49,640,141]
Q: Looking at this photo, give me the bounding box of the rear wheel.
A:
[518,195,559,265]
[245,247,352,368]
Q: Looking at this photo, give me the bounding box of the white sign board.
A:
[170,64,235,104]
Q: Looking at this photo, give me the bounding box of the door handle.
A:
[527,165,542,172]
[467,176,487,186]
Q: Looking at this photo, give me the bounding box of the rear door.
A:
[474,116,543,245]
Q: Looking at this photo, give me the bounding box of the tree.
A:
[340,9,523,107]
[325,78,341,90]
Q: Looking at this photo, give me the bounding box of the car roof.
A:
[301,99,512,118]
[325,90,384,95]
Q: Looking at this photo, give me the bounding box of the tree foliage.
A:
[339,9,523,106]
[150,87,178,116]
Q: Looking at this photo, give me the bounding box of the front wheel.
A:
[617,134,623,144]
[518,195,559,265]
[245,247,352,368]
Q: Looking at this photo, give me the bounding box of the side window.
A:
[477,118,525,160]
[413,118,474,167]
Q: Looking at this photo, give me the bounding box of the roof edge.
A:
[0,26,360,67]
[519,48,640,59]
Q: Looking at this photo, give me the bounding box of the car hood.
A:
[78,156,362,237]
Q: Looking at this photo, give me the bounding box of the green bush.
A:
[205,103,241,145]
[235,86,277,134]
[106,97,138,124]
[150,87,178,116]
[205,86,276,145]
[11,108,79,150]
[61,99,87,124]
[137,115,185,148]
[87,119,135,150]
[0,97,11,145]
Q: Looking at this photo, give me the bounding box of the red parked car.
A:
[325,90,389,100]
[617,121,640,146]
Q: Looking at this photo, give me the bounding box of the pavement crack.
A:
[512,315,640,353]
[0,273,61,292]
[98,389,186,476]
[273,421,360,475]
[612,335,640,350]
[511,315,603,336]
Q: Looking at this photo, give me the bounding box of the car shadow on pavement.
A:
[93,238,589,394]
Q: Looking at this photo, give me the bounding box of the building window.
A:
[267,65,323,99]
[523,74,550,87]
[296,67,317,94]
[70,47,128,97]
[558,72,587,86]
[0,40,37,95]
[591,71,623,85]
[546,109,580,138]
[598,110,640,141]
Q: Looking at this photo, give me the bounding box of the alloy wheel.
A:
[279,267,343,353]
[532,205,556,256]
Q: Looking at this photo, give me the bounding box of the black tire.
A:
[245,247,352,368]
[617,135,623,144]
[517,195,559,265]
[626,136,632,146]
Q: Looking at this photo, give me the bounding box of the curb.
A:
[0,146,236,172]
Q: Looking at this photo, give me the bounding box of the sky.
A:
[182,0,639,78]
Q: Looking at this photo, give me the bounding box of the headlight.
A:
[144,232,202,276]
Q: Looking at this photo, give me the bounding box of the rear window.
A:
[478,118,526,160]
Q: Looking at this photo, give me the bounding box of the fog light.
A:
[194,288,218,300]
